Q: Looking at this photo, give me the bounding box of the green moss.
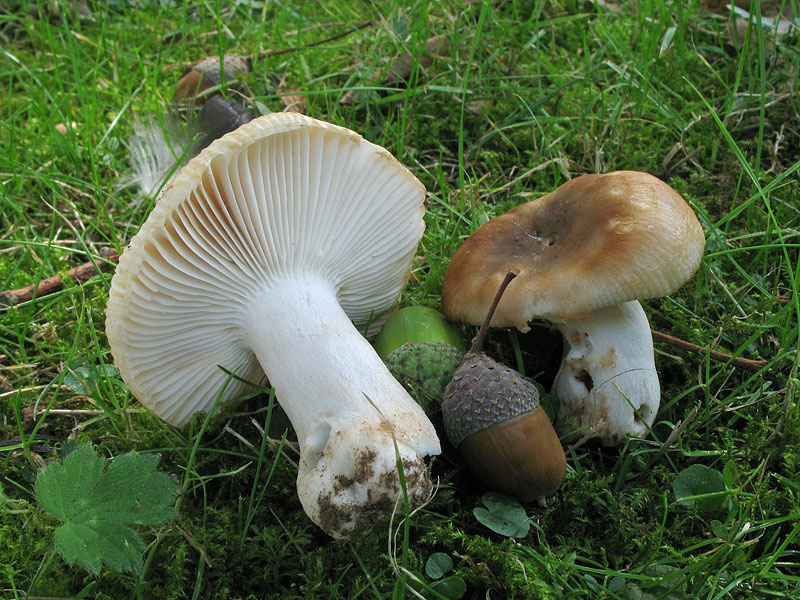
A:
[1,0,798,597]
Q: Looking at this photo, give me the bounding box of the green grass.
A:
[2,0,799,598]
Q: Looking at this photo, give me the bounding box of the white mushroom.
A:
[441,171,706,446]
[106,112,440,540]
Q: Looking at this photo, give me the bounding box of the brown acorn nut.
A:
[174,54,250,103]
[192,94,255,155]
[443,353,566,500]
[442,271,566,501]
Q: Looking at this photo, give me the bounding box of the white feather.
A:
[121,98,260,205]
[122,113,192,203]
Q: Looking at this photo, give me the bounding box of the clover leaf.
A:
[473,492,530,538]
[432,576,467,599]
[425,552,453,579]
[417,552,465,600]
[36,444,177,575]
[673,464,726,513]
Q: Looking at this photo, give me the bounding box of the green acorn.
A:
[442,272,566,501]
[373,306,466,410]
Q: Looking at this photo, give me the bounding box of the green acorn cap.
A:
[373,306,465,359]
[384,340,464,405]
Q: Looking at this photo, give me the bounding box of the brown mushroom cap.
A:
[441,171,705,331]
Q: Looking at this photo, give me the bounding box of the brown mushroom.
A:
[441,171,706,445]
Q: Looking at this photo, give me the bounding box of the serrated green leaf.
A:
[37,445,106,522]
[54,520,145,576]
[36,445,177,575]
[473,492,530,538]
[62,362,119,395]
[86,452,178,525]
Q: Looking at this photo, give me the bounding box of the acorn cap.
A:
[384,341,465,405]
[174,54,251,103]
[442,353,541,447]
[441,171,706,330]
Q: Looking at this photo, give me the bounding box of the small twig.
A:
[260,21,373,57]
[651,329,768,373]
[248,417,300,468]
[175,524,214,568]
[565,427,598,454]
[0,384,74,399]
[225,424,257,452]
[0,247,120,307]
[468,270,517,355]
[25,408,105,418]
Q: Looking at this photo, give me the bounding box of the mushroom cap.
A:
[107,112,426,425]
[441,171,705,331]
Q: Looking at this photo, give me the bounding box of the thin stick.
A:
[0,247,120,307]
[25,408,105,418]
[651,329,768,373]
[260,21,373,58]
[468,270,517,355]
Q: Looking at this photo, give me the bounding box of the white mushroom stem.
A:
[553,300,660,446]
[244,274,440,540]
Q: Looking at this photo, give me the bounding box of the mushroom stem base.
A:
[243,275,440,539]
[553,300,660,446]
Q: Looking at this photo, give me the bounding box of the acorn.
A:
[373,306,466,410]
[192,94,255,154]
[174,55,257,155]
[127,56,257,201]
[442,271,566,501]
[174,54,251,104]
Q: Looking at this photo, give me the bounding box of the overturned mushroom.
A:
[441,171,705,446]
[107,113,440,540]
